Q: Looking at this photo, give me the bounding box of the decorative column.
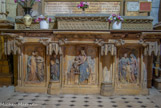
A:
[0,0,15,86]
[39,38,63,94]
[142,41,160,88]
[0,35,11,86]
[0,0,14,84]
[0,33,24,86]
[95,39,117,96]
[100,44,116,96]
[154,43,161,90]
[0,0,14,85]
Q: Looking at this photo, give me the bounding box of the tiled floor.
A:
[0,87,161,108]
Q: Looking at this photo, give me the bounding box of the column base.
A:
[154,78,161,90]
[100,82,114,96]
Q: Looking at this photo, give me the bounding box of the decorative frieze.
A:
[56,15,153,30]
[15,23,55,30]
[58,21,109,30]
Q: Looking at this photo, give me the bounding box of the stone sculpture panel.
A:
[118,47,139,84]
[64,45,98,85]
[25,44,45,83]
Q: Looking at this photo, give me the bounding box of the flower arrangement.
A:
[107,14,124,23]
[77,2,89,11]
[14,0,41,8]
[34,15,52,23]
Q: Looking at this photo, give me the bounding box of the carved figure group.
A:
[27,51,45,82]
[70,49,90,83]
[119,53,138,83]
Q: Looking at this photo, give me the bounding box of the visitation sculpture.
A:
[27,51,45,82]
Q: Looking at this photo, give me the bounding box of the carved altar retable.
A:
[0,14,160,95]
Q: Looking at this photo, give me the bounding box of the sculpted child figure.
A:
[72,56,81,74]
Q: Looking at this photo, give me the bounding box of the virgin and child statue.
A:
[70,49,90,83]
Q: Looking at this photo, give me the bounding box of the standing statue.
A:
[36,52,45,82]
[27,51,38,81]
[129,54,138,83]
[119,53,129,82]
[78,50,90,83]
[50,54,60,81]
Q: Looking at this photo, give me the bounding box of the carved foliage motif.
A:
[139,40,160,56]
[1,33,25,55]
[95,39,125,56]
[101,44,116,56]
[39,38,64,55]
[145,42,160,56]
[48,43,63,55]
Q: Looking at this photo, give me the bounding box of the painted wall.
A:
[150,0,160,25]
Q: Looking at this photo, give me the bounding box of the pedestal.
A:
[0,20,14,86]
[0,60,12,86]
[154,78,161,90]
[100,82,114,96]
[47,81,61,95]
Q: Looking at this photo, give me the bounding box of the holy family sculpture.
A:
[119,53,138,83]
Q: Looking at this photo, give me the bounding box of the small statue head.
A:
[124,53,127,58]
